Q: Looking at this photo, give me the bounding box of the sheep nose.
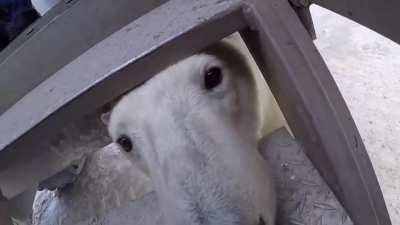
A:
[258,217,266,225]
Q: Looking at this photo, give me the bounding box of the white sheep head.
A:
[108,42,276,225]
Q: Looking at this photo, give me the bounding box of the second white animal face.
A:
[108,43,275,225]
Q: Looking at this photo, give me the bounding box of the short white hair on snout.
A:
[108,42,276,225]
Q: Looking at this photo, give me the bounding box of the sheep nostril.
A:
[258,217,266,225]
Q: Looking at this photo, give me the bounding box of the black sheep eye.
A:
[204,67,222,90]
[117,135,133,152]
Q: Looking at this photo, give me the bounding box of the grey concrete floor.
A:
[311,5,400,224]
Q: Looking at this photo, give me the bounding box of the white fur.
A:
[108,42,276,225]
